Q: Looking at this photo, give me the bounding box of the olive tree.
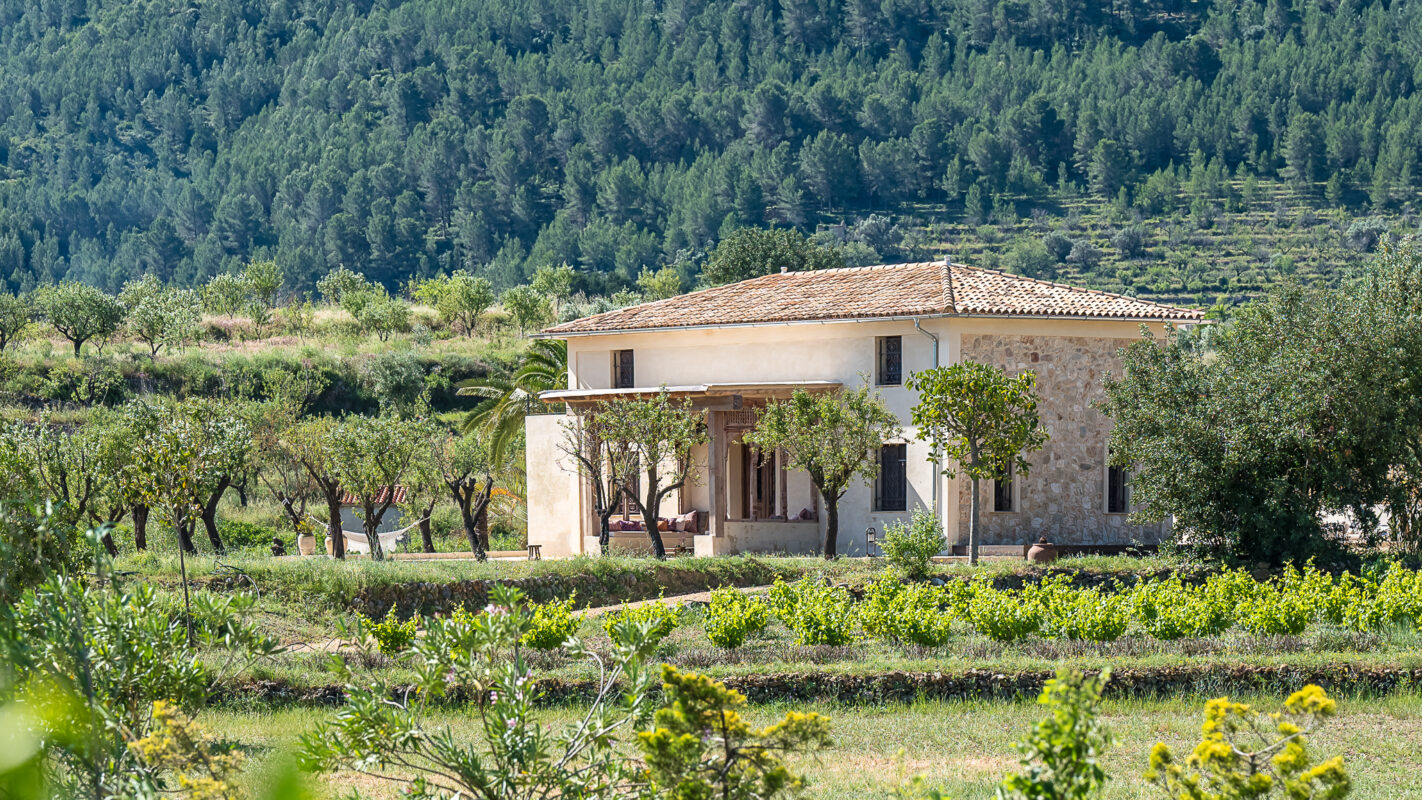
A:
[597,390,707,559]
[32,282,125,357]
[328,413,429,560]
[561,408,640,554]
[907,362,1048,565]
[747,385,900,559]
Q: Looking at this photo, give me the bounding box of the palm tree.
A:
[458,338,567,465]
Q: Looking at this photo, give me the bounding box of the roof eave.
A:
[536,312,1204,338]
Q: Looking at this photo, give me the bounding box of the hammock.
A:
[306,513,429,555]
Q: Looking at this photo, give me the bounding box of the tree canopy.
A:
[0,0,1418,297]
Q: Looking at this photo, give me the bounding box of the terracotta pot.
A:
[298,534,316,556]
[1027,541,1057,564]
[324,536,334,556]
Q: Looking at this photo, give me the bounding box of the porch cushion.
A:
[676,511,698,533]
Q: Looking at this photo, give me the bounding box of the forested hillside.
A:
[0,0,1419,302]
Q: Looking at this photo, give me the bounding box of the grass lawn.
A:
[208,690,1422,799]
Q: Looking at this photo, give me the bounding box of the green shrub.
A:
[880,509,945,580]
[602,596,681,644]
[861,578,953,646]
[1026,576,1128,642]
[1130,575,1231,640]
[218,519,279,551]
[360,605,418,655]
[767,576,857,646]
[521,593,582,650]
[703,587,770,648]
[1239,584,1311,637]
[964,580,1041,642]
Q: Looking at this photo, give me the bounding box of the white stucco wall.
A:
[525,413,583,557]
[542,315,1177,555]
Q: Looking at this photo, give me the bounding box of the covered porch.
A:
[541,382,838,557]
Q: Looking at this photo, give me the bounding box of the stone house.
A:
[524,260,1203,557]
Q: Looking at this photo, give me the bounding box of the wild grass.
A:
[203,689,1422,799]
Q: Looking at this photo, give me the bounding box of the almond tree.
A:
[328,413,429,561]
[747,385,900,559]
[429,428,510,560]
[284,416,348,559]
[560,408,639,555]
[598,390,707,559]
[907,362,1048,565]
[32,281,125,357]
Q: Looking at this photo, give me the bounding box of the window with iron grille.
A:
[875,444,907,511]
[993,461,1015,512]
[1107,464,1129,513]
[613,349,635,389]
[876,336,902,386]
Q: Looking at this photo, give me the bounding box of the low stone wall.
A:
[345,562,781,619]
[231,663,1422,707]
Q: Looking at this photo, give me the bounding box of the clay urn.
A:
[1026,536,1057,564]
[298,533,317,556]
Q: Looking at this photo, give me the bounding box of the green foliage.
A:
[1145,686,1351,800]
[908,362,1048,563]
[963,580,1042,642]
[0,531,276,799]
[859,579,954,647]
[767,576,857,646]
[244,260,284,307]
[1102,239,1422,564]
[201,273,253,316]
[998,669,1113,800]
[1130,575,1231,640]
[501,285,551,334]
[702,228,843,286]
[520,593,581,650]
[747,385,900,558]
[703,587,770,649]
[1029,577,1130,642]
[593,389,708,558]
[217,520,279,551]
[358,605,419,656]
[0,291,30,352]
[31,282,125,357]
[301,585,663,798]
[316,267,371,306]
[602,596,682,644]
[120,276,201,356]
[636,665,832,800]
[881,509,945,580]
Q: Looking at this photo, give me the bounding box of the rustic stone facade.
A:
[956,333,1167,546]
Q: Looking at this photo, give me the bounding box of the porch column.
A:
[708,410,726,537]
[748,444,759,521]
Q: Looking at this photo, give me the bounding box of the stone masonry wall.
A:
[956,333,1167,546]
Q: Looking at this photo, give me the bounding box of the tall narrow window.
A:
[875,444,907,511]
[613,349,635,389]
[993,461,1015,512]
[876,336,902,386]
[1107,464,1129,513]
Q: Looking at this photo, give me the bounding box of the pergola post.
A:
[708,410,726,537]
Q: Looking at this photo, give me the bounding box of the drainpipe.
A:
[912,318,940,518]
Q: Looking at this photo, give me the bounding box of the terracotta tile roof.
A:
[542,261,1203,335]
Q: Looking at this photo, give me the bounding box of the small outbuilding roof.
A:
[542,261,1203,336]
